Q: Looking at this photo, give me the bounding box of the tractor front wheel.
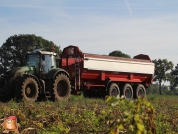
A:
[52,74,71,101]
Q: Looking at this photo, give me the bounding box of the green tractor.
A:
[0,48,71,102]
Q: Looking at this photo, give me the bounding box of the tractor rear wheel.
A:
[52,74,71,101]
[0,78,14,102]
[16,77,39,102]
[0,78,5,87]
[0,86,11,102]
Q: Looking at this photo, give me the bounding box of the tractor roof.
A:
[27,48,57,56]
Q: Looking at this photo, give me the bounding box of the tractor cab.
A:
[26,48,58,76]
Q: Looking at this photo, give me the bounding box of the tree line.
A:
[0,34,177,95]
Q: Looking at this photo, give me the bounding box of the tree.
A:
[153,59,173,95]
[0,34,61,74]
[109,50,131,58]
[168,64,178,91]
[147,83,159,94]
[166,73,175,94]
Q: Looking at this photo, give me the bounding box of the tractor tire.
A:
[16,77,39,102]
[52,74,71,101]
[0,87,11,102]
[107,83,120,97]
[0,78,5,87]
[122,83,133,99]
[0,78,14,102]
[134,84,146,99]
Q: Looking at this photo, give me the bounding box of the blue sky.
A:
[0,0,178,66]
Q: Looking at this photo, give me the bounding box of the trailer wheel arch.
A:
[105,79,112,91]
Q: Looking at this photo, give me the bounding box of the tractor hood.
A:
[5,66,35,81]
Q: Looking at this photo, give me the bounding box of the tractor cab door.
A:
[41,55,56,74]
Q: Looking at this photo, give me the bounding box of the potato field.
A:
[0,94,178,134]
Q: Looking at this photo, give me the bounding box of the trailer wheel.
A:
[16,77,39,102]
[108,83,120,97]
[122,83,133,99]
[52,74,71,100]
[135,84,146,99]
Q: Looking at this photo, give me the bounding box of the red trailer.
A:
[60,45,154,98]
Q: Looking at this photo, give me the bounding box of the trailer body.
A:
[60,45,154,98]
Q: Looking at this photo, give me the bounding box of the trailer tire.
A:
[52,74,71,101]
[135,84,146,99]
[107,83,120,97]
[122,83,133,99]
[16,77,39,102]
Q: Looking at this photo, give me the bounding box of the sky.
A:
[0,0,178,66]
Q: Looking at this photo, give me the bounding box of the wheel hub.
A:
[26,87,31,95]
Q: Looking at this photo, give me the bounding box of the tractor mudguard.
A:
[46,68,70,80]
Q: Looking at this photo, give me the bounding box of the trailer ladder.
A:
[75,56,80,90]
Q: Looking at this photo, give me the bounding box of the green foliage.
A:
[1,95,178,133]
[148,95,178,133]
[106,96,156,134]
[0,34,61,73]
[147,83,170,95]
[169,64,178,91]
[153,59,173,95]
[109,50,131,58]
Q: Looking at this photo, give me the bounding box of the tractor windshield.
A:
[41,55,57,73]
[26,54,40,67]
